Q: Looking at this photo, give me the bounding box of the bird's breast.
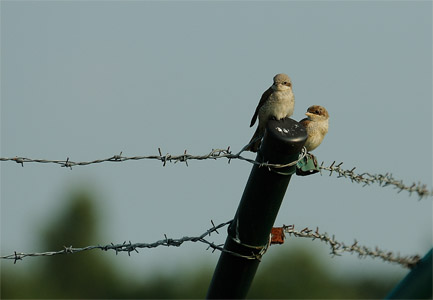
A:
[259,90,295,122]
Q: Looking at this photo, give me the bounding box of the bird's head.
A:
[305,105,329,121]
[272,73,292,91]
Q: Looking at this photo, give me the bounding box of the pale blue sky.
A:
[1,1,432,281]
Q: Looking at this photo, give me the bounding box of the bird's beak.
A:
[305,112,314,117]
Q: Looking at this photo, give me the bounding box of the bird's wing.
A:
[299,118,311,130]
[250,87,273,127]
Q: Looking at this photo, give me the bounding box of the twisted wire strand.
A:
[1,220,232,263]
[318,161,433,199]
[280,225,421,269]
[0,145,306,170]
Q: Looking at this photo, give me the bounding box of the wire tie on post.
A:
[228,235,270,261]
[263,147,307,176]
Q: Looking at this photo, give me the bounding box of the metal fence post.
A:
[206,118,307,299]
[385,248,432,299]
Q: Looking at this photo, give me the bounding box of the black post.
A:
[385,249,432,299]
[206,118,307,299]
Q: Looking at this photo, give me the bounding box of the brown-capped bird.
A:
[299,105,329,152]
[246,73,295,152]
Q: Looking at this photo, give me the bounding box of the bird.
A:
[299,105,329,152]
[246,73,295,152]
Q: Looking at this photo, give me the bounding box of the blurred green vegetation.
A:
[2,190,402,298]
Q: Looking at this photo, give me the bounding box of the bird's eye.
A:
[315,110,320,114]
[283,82,287,85]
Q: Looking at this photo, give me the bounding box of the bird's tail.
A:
[245,127,262,152]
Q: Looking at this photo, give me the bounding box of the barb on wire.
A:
[2,220,421,269]
[279,224,421,269]
[319,161,433,199]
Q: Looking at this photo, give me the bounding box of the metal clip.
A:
[296,153,320,176]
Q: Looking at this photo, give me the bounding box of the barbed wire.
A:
[0,220,231,264]
[318,161,433,199]
[0,145,305,170]
[278,224,421,269]
[1,220,421,269]
[1,146,431,199]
